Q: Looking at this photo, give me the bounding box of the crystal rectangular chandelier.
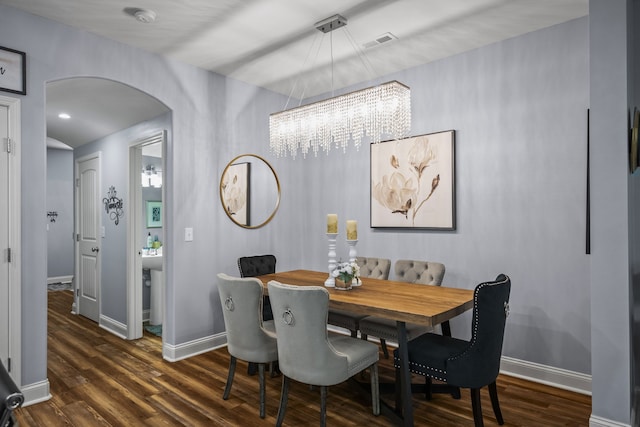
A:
[269,15,411,159]
[270,81,411,158]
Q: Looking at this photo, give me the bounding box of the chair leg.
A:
[369,363,380,416]
[361,333,368,341]
[320,386,327,427]
[451,385,461,399]
[258,363,266,419]
[380,339,389,359]
[425,376,432,400]
[350,329,358,338]
[441,320,452,337]
[276,376,290,427]
[270,360,280,378]
[470,388,484,427]
[394,365,402,412]
[247,362,257,376]
[222,356,236,400]
[488,381,504,425]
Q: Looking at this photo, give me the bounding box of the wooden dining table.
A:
[256,269,474,426]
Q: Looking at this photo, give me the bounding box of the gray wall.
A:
[283,16,591,373]
[74,113,171,324]
[1,2,635,424]
[46,148,74,279]
[630,0,640,423]
[589,0,635,424]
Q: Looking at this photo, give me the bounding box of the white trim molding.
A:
[163,332,227,362]
[589,415,631,427]
[20,380,51,407]
[47,275,73,284]
[99,315,128,340]
[500,356,591,395]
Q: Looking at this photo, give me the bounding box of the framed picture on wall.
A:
[0,46,26,95]
[220,162,250,226]
[370,130,456,230]
[146,200,162,228]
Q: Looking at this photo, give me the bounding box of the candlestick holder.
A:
[324,233,338,287]
[347,239,360,286]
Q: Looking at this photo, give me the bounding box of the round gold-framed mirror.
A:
[219,154,281,229]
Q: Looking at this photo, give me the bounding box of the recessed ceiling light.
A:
[58,113,71,119]
[123,7,157,24]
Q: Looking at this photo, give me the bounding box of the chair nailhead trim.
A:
[393,358,447,382]
[448,276,509,362]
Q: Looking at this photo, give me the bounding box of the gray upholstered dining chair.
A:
[327,256,391,337]
[216,273,278,419]
[237,254,277,376]
[393,274,511,427]
[359,259,446,358]
[267,280,380,427]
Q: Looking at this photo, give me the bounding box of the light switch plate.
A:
[185,227,193,242]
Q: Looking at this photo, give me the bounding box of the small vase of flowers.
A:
[332,261,360,291]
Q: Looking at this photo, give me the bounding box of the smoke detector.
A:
[124,7,157,24]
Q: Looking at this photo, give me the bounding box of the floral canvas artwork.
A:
[371,131,455,229]
[221,162,249,226]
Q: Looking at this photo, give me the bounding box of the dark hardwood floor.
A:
[15,290,591,426]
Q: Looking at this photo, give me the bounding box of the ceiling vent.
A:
[363,32,398,49]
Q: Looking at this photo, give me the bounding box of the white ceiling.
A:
[1,0,588,148]
[46,78,170,149]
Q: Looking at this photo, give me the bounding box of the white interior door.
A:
[0,95,20,385]
[0,105,9,366]
[76,154,101,322]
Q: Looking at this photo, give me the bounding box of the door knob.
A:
[91,247,99,252]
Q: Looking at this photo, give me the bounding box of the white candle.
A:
[346,220,357,240]
[327,214,338,234]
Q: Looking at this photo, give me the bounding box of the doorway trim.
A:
[127,131,165,340]
[0,95,21,386]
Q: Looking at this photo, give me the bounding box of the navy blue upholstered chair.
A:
[0,359,23,427]
[238,254,276,321]
[393,274,511,427]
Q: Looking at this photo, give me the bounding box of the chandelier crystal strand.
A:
[269,81,411,158]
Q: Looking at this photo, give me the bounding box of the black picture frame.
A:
[0,46,26,95]
[370,130,456,230]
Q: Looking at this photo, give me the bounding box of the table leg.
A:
[396,321,413,426]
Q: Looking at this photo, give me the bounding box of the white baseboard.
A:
[163,332,227,362]
[20,379,51,407]
[99,315,128,339]
[499,356,591,395]
[332,331,593,396]
[589,415,631,427]
[47,275,73,285]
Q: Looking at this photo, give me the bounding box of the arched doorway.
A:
[46,77,171,346]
